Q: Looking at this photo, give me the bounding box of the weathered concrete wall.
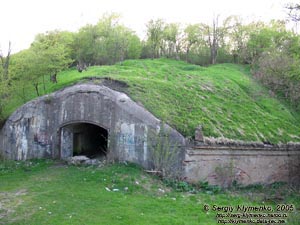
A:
[184,145,300,186]
[0,83,186,169]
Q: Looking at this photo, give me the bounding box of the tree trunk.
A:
[42,75,46,92]
[208,17,219,65]
[210,43,217,64]
[186,47,190,63]
[34,83,40,96]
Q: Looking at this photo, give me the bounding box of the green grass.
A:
[4,58,300,143]
[0,160,299,225]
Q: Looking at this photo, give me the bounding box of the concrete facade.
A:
[0,83,185,169]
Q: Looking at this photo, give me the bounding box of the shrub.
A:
[148,123,182,179]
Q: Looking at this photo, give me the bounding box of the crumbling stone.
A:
[66,155,103,166]
[194,125,204,142]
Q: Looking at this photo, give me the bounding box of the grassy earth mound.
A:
[5,58,300,143]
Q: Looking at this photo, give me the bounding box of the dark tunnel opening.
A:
[61,123,108,159]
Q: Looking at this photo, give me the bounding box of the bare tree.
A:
[286,3,300,22]
[206,16,221,65]
[285,3,300,32]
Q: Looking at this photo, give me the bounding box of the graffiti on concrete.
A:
[116,132,146,146]
[34,132,51,146]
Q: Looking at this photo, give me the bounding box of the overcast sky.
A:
[0,0,297,53]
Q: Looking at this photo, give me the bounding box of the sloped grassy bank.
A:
[4,58,300,143]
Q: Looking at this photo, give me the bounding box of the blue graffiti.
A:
[116,132,146,146]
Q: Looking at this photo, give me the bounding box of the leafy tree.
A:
[54,31,75,63]
[0,79,9,120]
[162,23,182,59]
[31,31,73,90]
[244,20,288,63]
[10,31,73,97]
[223,16,248,63]
[146,19,165,59]
[10,49,41,96]
[251,20,300,108]
[73,24,98,66]
[73,13,141,66]
[94,13,120,65]
[0,42,11,82]
[256,49,300,108]
[105,24,141,64]
[183,24,201,62]
[126,34,142,59]
[0,42,12,120]
[140,41,152,59]
[244,22,273,63]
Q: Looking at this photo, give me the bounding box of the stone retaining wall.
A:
[184,144,300,186]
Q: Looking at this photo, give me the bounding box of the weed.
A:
[163,179,195,192]
[0,159,52,174]
[147,122,182,179]
[198,181,222,194]
[271,181,287,189]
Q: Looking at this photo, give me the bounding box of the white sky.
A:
[0,0,297,53]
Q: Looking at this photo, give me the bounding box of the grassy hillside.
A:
[0,160,299,224]
[5,58,300,143]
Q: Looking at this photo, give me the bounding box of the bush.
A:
[148,123,182,179]
[255,50,300,109]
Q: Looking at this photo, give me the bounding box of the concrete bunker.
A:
[1,83,298,186]
[0,83,185,170]
[60,122,108,159]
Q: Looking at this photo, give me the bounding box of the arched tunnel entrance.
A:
[60,122,108,159]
